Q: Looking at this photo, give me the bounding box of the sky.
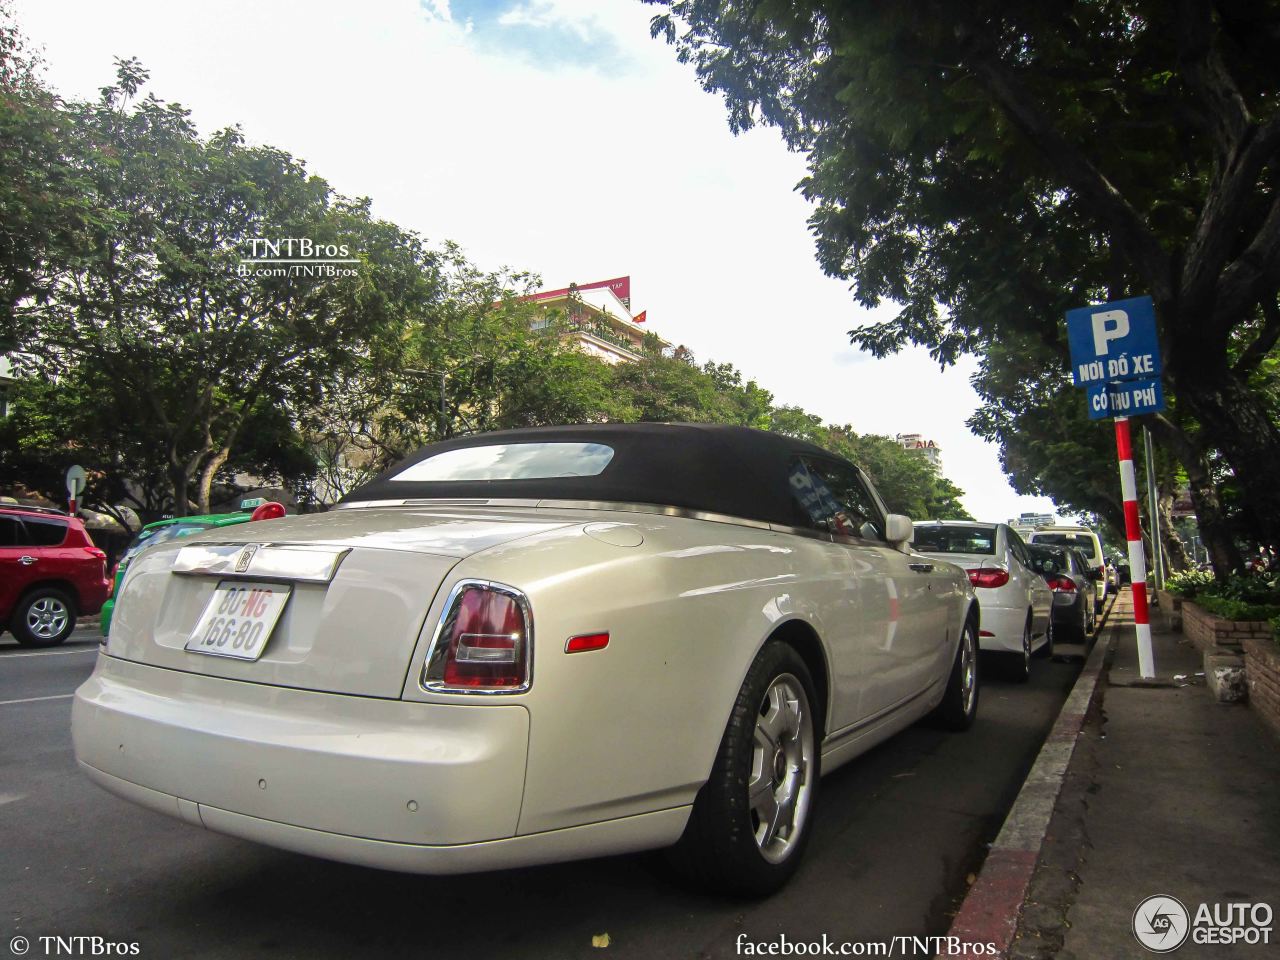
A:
[12,0,1059,523]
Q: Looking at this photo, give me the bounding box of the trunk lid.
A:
[106,508,574,697]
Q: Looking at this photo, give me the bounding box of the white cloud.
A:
[12,0,1059,524]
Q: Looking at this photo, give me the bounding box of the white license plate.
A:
[185,581,291,661]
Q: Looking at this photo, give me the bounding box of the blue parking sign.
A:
[1067,295,1162,386]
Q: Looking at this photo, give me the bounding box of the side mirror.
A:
[885,514,913,546]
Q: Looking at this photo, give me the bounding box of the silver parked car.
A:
[912,521,1053,681]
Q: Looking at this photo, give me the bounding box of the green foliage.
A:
[1193,595,1280,624]
[1164,568,1215,598]
[647,0,1280,562]
[15,58,438,513]
[0,10,974,525]
[1170,569,1280,620]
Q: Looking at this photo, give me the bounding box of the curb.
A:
[941,611,1118,958]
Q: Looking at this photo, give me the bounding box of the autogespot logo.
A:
[1133,895,1191,953]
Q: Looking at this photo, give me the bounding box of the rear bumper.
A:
[1050,594,1084,626]
[77,579,111,617]
[77,761,689,875]
[73,655,533,849]
[976,604,1027,654]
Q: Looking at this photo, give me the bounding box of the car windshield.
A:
[1028,544,1068,574]
[913,524,997,555]
[124,522,215,561]
[389,442,616,482]
[1032,532,1099,561]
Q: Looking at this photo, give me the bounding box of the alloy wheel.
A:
[27,597,69,640]
[749,674,815,864]
[960,626,977,716]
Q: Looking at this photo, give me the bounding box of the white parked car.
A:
[911,521,1053,681]
[74,424,980,895]
[1026,526,1108,613]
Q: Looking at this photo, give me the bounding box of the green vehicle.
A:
[100,500,284,635]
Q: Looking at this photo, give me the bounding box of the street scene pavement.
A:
[2,624,1084,959]
[4,3,1280,959]
[1009,590,1280,960]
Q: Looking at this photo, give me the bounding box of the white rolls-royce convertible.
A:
[74,423,980,895]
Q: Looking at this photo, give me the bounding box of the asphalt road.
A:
[1,621,1090,960]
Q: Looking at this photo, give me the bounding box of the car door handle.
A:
[908,562,933,573]
[18,556,37,566]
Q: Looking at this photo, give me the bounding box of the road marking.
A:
[0,694,75,706]
[0,647,100,659]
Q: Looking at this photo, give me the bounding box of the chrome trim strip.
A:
[172,544,350,583]
[821,679,942,749]
[338,497,798,535]
[421,579,534,696]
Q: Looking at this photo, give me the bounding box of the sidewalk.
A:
[1010,587,1280,959]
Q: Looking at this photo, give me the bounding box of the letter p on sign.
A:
[1091,309,1129,356]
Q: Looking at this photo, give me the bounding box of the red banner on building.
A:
[532,276,631,308]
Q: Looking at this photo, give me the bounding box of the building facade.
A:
[528,276,669,365]
[896,432,943,471]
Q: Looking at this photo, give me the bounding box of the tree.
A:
[0,2,103,344]
[22,59,439,514]
[648,0,1280,572]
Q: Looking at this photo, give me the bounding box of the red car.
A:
[0,505,110,647]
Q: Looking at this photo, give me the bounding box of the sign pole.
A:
[65,464,86,518]
[1114,416,1155,677]
[1142,426,1165,590]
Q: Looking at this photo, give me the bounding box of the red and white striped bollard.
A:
[1114,415,1155,677]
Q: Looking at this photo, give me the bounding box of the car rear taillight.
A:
[1047,575,1077,593]
[967,567,1010,589]
[423,581,532,692]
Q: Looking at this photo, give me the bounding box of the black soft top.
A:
[343,422,856,527]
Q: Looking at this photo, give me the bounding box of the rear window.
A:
[24,517,69,546]
[390,442,615,482]
[913,524,997,555]
[1031,532,1099,562]
[1028,544,1068,574]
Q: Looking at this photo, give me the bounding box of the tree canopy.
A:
[648,0,1280,572]
[0,7,972,526]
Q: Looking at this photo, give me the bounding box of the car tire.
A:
[11,588,76,648]
[930,616,979,731]
[666,642,820,897]
[1006,616,1032,683]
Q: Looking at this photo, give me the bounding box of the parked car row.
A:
[910,521,1107,680]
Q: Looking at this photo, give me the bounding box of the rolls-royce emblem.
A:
[235,543,259,573]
